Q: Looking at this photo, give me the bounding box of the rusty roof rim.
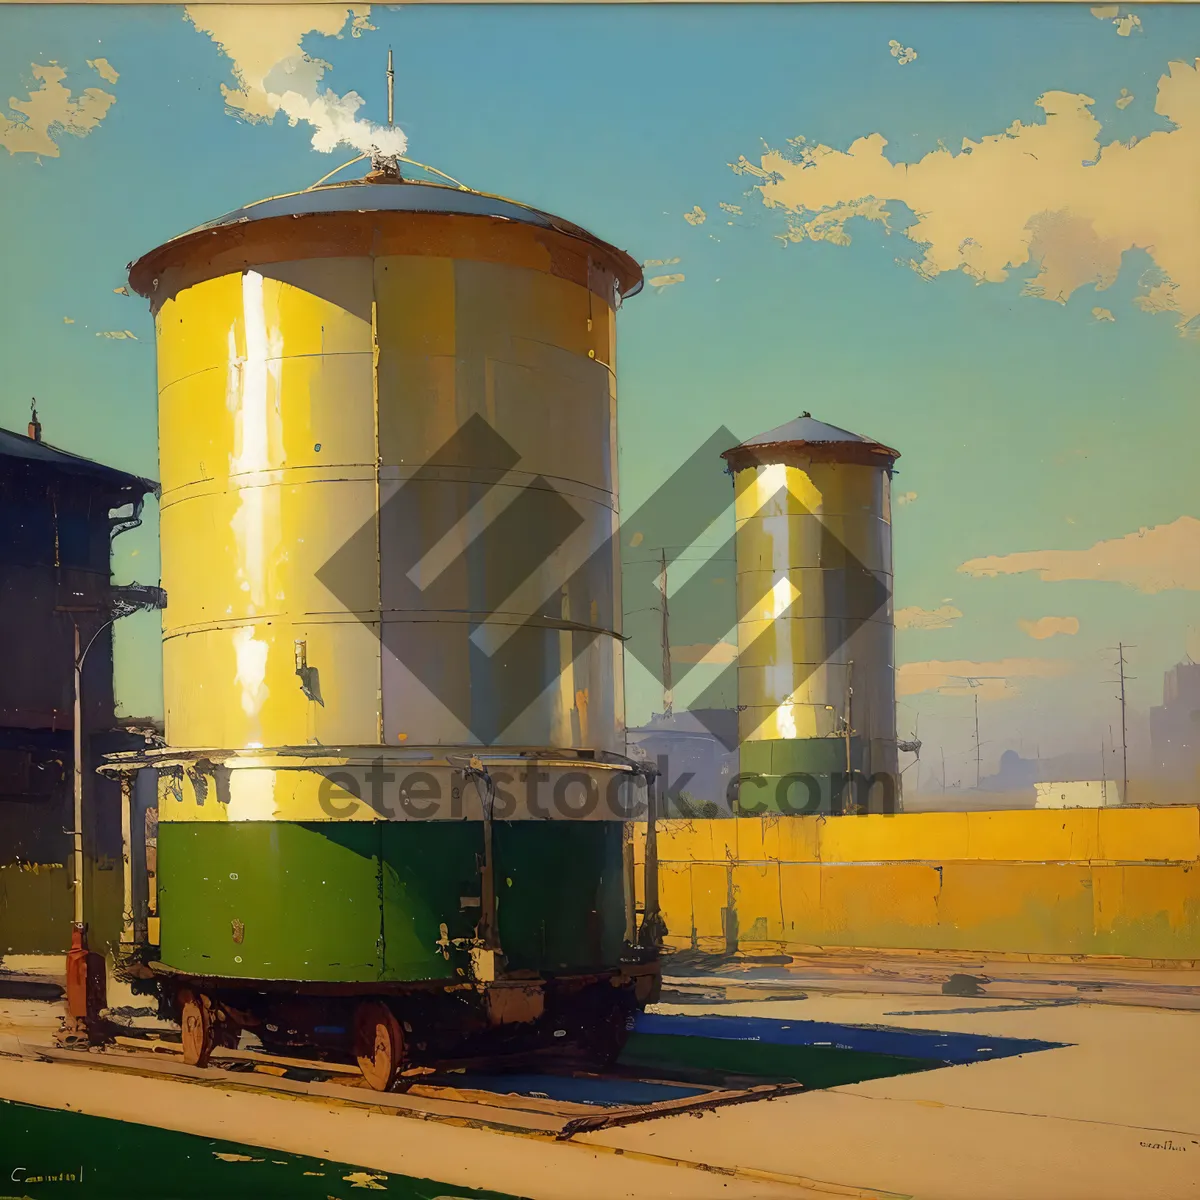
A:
[127,179,644,300]
[721,437,901,463]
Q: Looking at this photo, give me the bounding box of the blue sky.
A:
[2,4,1198,784]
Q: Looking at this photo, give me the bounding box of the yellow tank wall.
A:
[636,808,1200,961]
[154,244,621,752]
[732,457,895,778]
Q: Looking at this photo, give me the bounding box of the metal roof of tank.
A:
[721,412,900,469]
[128,176,643,299]
[0,426,158,494]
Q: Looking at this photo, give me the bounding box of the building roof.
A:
[0,426,158,495]
[128,176,643,300]
[722,412,900,471]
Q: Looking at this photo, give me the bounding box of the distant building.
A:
[1034,780,1121,809]
[626,709,738,816]
[0,418,156,955]
[1149,662,1200,784]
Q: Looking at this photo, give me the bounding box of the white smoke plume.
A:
[185,5,407,159]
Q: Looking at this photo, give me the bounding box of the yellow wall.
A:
[636,807,1200,962]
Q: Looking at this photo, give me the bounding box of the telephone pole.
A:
[658,548,673,717]
[1116,643,1132,803]
[842,660,854,813]
[974,692,981,789]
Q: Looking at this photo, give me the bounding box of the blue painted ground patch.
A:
[632,1011,1066,1065]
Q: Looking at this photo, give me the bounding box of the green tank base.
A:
[149,960,660,1090]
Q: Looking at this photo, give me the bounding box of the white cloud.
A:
[1115,13,1143,36]
[87,58,120,85]
[896,604,962,631]
[0,62,116,158]
[642,257,681,268]
[898,657,1072,699]
[648,273,685,291]
[184,5,406,159]
[896,490,918,505]
[888,40,918,66]
[960,516,1200,593]
[1091,5,1119,17]
[96,330,138,340]
[1116,88,1135,110]
[1018,615,1080,639]
[684,205,707,226]
[719,202,743,215]
[733,60,1200,334]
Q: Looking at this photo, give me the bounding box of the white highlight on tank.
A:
[227,271,281,743]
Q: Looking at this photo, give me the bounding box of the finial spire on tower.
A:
[387,47,394,128]
[368,48,402,182]
[28,398,41,443]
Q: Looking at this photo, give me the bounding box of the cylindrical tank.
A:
[721,414,899,814]
[127,177,646,993]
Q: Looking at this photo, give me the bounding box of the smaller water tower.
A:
[722,415,899,814]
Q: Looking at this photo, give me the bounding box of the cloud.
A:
[184,5,406,159]
[1116,88,1135,110]
[733,59,1200,334]
[1092,306,1116,321]
[87,58,119,85]
[888,40,918,66]
[96,330,138,340]
[62,316,74,324]
[896,490,918,505]
[642,257,680,267]
[1115,13,1143,36]
[648,273,685,291]
[896,604,962,631]
[1019,615,1080,639]
[672,641,739,665]
[719,202,743,215]
[0,62,116,158]
[898,657,1072,699]
[959,515,1200,593]
[1091,5,1119,17]
[684,205,707,226]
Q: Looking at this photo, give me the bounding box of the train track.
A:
[6,1025,807,1142]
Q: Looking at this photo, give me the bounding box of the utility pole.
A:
[842,660,854,813]
[1117,643,1132,803]
[974,692,981,790]
[658,548,673,717]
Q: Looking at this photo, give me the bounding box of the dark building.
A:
[1150,662,1200,785]
[0,414,156,955]
[627,709,739,816]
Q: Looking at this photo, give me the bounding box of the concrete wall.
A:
[636,806,1200,962]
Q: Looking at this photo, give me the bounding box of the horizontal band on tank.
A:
[157,465,618,512]
[129,208,639,313]
[99,749,652,825]
[99,744,644,771]
[159,611,626,640]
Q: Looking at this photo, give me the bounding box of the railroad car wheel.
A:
[355,1002,406,1092]
[179,990,214,1068]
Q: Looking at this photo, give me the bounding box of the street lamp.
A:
[57,583,166,1043]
